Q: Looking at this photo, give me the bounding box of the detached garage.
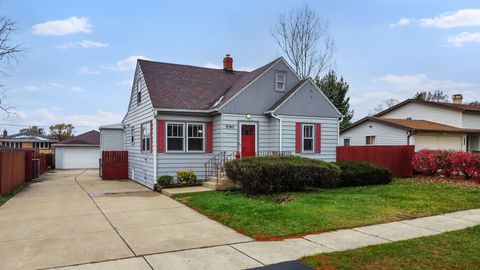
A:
[55,130,100,169]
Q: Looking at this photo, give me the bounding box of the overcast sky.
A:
[1,0,479,134]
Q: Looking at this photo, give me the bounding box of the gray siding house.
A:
[122,55,342,188]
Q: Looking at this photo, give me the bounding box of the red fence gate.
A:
[337,145,415,177]
[101,151,128,180]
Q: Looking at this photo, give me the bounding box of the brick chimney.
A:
[452,94,463,104]
[223,54,233,71]
[2,129,7,138]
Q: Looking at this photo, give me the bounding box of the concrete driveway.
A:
[0,169,252,270]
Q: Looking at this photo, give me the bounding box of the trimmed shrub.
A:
[412,150,480,179]
[177,170,198,185]
[225,156,341,194]
[157,175,174,187]
[334,161,393,186]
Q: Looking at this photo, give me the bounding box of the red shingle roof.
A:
[57,130,100,145]
[138,58,280,110]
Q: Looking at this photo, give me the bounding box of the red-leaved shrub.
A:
[412,150,480,180]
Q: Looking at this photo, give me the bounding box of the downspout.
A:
[407,130,416,145]
[271,113,282,151]
[152,112,157,188]
[338,116,344,146]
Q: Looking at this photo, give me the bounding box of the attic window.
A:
[136,79,142,104]
[275,71,286,92]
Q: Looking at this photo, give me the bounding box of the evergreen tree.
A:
[316,70,353,129]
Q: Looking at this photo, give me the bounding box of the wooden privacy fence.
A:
[25,151,54,181]
[101,151,128,180]
[0,151,26,196]
[337,145,415,177]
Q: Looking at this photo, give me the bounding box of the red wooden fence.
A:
[101,151,128,180]
[337,145,415,177]
[0,151,26,195]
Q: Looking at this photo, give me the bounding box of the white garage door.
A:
[55,147,100,169]
[415,135,463,151]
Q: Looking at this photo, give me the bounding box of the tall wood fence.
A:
[0,151,26,195]
[336,145,415,177]
[101,151,128,180]
[1,150,54,195]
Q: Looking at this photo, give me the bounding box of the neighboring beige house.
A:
[0,130,57,153]
[340,95,480,152]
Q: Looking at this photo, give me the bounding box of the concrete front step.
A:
[202,176,236,191]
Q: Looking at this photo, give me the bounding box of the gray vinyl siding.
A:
[275,80,340,118]
[220,113,278,153]
[122,65,155,188]
[100,129,124,151]
[279,115,339,162]
[220,60,300,114]
[340,120,409,147]
[156,113,216,181]
[462,112,480,129]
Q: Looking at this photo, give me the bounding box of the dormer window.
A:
[136,79,142,104]
[275,71,286,92]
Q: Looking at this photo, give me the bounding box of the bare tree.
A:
[372,99,399,114]
[272,4,335,79]
[413,90,449,102]
[0,16,23,115]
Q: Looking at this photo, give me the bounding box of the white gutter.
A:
[271,113,282,151]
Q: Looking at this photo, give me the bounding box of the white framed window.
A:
[167,123,185,152]
[141,122,151,152]
[344,138,350,146]
[302,124,314,152]
[187,123,204,152]
[275,71,286,92]
[366,136,376,145]
[136,79,142,104]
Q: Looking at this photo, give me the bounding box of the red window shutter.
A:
[295,122,302,153]
[157,120,165,153]
[150,120,153,153]
[315,123,321,153]
[206,122,213,153]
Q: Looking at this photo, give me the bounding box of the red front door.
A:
[241,124,256,157]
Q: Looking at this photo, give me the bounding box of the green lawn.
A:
[174,180,480,240]
[303,225,480,270]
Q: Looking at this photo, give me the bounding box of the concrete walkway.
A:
[0,170,252,270]
[0,170,479,270]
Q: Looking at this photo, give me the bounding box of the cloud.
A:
[49,83,63,88]
[57,40,109,49]
[5,108,123,134]
[117,80,132,86]
[23,85,40,92]
[377,74,480,90]
[111,55,150,71]
[71,86,85,92]
[390,18,412,27]
[79,66,100,75]
[32,16,92,36]
[391,9,480,28]
[446,32,480,47]
[348,74,480,120]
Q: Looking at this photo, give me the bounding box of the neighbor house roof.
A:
[342,117,480,134]
[0,131,57,142]
[375,99,480,117]
[138,58,281,111]
[55,130,100,146]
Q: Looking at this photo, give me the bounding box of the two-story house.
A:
[121,55,342,188]
[340,95,480,152]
